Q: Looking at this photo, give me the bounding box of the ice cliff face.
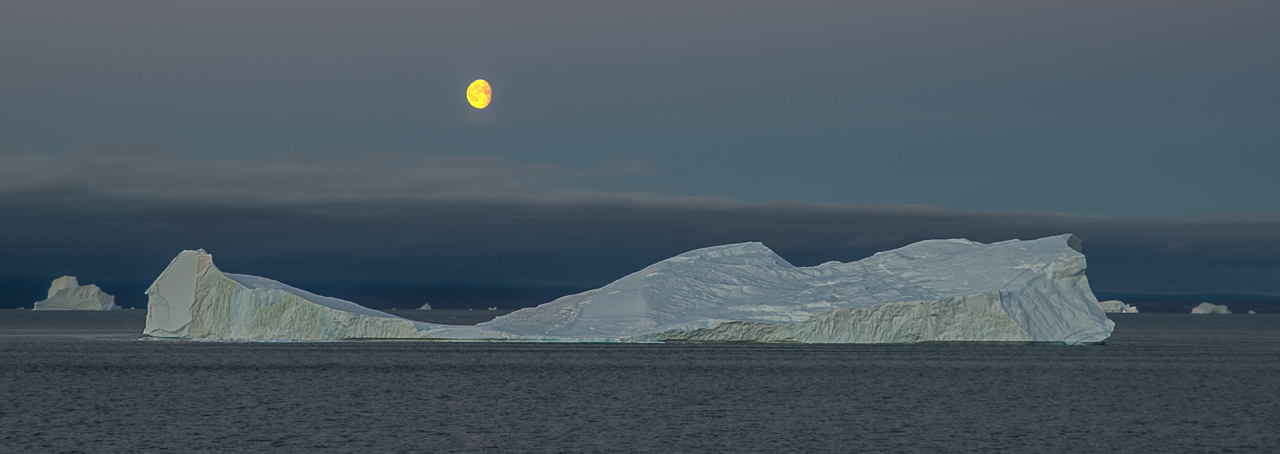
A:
[33,276,119,310]
[144,234,1113,344]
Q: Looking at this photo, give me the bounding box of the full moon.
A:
[466,79,492,109]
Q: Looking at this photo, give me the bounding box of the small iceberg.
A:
[1098,300,1139,313]
[33,276,120,311]
[1191,302,1231,314]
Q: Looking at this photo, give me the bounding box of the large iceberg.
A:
[33,276,120,310]
[144,234,1114,344]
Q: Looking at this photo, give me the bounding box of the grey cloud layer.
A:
[4,2,1277,215]
[2,150,1278,309]
[0,146,573,201]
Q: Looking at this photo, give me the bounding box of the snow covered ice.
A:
[33,276,120,310]
[144,234,1114,344]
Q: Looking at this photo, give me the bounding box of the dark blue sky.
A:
[2,1,1278,307]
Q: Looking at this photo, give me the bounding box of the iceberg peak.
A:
[666,242,794,268]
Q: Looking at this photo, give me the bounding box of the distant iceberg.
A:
[1098,300,1139,313]
[33,276,119,310]
[144,234,1114,344]
[1191,302,1231,314]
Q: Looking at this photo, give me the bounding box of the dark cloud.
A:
[2,150,1279,309]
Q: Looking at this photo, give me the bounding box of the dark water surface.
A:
[0,309,512,333]
[1,313,1277,453]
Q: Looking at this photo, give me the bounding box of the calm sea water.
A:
[1,313,1276,453]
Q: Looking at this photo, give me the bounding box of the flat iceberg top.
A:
[479,234,1093,340]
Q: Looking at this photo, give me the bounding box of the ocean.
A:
[1,312,1276,453]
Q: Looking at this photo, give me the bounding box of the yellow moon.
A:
[466,79,491,109]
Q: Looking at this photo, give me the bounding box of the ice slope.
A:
[144,250,464,340]
[33,276,119,310]
[143,234,1112,344]
[479,234,1113,344]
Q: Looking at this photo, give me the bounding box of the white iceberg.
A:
[144,234,1114,344]
[1191,302,1231,314]
[33,276,120,310]
[1098,300,1139,313]
[418,303,433,310]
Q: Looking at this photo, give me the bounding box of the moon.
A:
[466,79,492,109]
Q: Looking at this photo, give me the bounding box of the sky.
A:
[2,1,1278,308]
